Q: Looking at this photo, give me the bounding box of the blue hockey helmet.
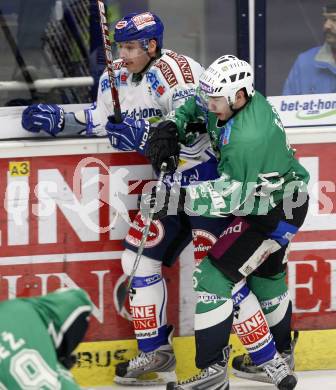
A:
[114,12,164,49]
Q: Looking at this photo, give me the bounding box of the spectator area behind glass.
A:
[266,0,336,96]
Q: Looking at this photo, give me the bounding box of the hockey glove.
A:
[22,104,65,136]
[146,120,180,173]
[105,115,150,155]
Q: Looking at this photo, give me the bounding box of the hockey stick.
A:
[96,0,122,122]
[0,9,38,101]
[116,162,168,312]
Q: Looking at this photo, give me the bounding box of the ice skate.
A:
[114,326,177,385]
[232,330,298,383]
[166,346,230,390]
[260,351,297,390]
[166,360,229,390]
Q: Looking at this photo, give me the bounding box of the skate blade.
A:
[114,371,177,386]
[231,368,273,384]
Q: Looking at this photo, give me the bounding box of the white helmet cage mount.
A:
[199,55,255,106]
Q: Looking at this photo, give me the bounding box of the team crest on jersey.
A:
[126,213,165,248]
[146,70,166,97]
[192,229,217,265]
[132,12,156,30]
[154,60,178,88]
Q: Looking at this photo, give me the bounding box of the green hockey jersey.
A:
[172,91,310,217]
[0,288,92,390]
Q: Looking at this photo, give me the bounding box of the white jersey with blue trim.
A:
[87,49,219,186]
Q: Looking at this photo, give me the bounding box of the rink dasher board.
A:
[71,329,336,388]
[0,131,335,333]
[0,113,335,387]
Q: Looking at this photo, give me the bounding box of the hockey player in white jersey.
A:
[21,12,297,387]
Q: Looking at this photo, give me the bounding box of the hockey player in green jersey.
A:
[145,55,309,390]
[0,288,92,389]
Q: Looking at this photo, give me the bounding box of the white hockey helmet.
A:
[199,55,255,106]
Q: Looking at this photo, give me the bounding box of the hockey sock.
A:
[121,249,168,352]
[193,256,234,368]
[232,281,277,365]
[248,272,292,352]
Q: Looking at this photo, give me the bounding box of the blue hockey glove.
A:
[22,104,65,136]
[105,115,150,155]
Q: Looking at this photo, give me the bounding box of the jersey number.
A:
[10,349,60,390]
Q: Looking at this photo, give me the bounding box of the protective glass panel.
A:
[0,0,236,107]
[266,0,334,96]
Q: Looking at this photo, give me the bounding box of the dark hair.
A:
[323,1,336,13]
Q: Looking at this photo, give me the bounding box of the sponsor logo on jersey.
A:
[101,71,126,92]
[120,72,128,85]
[220,221,243,236]
[132,12,156,30]
[131,304,158,330]
[154,59,178,88]
[192,229,217,265]
[163,166,202,187]
[122,107,163,120]
[101,77,110,92]
[166,51,195,84]
[125,213,165,248]
[146,70,166,97]
[233,310,269,346]
[172,88,196,101]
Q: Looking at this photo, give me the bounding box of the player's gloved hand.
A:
[22,104,65,136]
[146,120,180,173]
[105,115,150,155]
[139,183,186,220]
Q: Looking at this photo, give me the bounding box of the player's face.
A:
[207,96,232,120]
[323,12,336,47]
[118,41,150,73]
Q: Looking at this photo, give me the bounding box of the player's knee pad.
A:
[121,249,162,277]
[248,272,290,327]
